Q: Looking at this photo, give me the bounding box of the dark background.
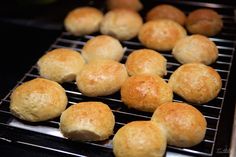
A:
[0,0,235,156]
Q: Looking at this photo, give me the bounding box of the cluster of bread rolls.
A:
[9,1,225,157]
[64,4,143,41]
[10,76,115,140]
[113,102,207,157]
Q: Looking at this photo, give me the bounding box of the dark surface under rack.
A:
[1,0,236,157]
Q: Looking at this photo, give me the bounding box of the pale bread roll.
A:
[106,0,143,11]
[10,78,68,122]
[121,74,173,112]
[125,49,167,77]
[151,102,207,147]
[146,4,186,26]
[82,35,124,62]
[186,9,223,36]
[138,20,187,51]
[60,102,115,141]
[168,63,222,104]
[76,59,128,97]
[64,7,103,36]
[172,34,218,65]
[100,8,143,41]
[113,121,167,157]
[37,48,85,83]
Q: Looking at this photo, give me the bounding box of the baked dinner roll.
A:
[106,0,143,11]
[186,9,223,36]
[64,7,103,36]
[113,121,167,157]
[125,49,167,77]
[172,34,218,65]
[60,102,115,141]
[138,20,187,51]
[146,4,186,26]
[168,63,222,104]
[76,59,128,97]
[82,35,124,62]
[121,74,173,112]
[151,102,207,147]
[10,78,68,122]
[37,48,85,83]
[100,8,143,41]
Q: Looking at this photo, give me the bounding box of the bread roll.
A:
[113,121,167,157]
[64,7,103,36]
[100,8,143,41]
[76,59,128,97]
[60,102,115,141]
[106,0,143,11]
[138,20,187,51]
[125,49,167,77]
[168,63,222,104]
[121,74,173,112]
[172,34,218,65]
[151,102,207,147]
[82,35,124,62]
[146,4,186,26]
[10,78,68,122]
[37,48,85,83]
[186,9,223,36]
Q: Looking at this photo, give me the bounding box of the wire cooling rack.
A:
[1,0,236,156]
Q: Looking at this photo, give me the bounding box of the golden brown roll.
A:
[151,102,207,147]
[168,63,222,104]
[37,48,85,83]
[113,121,167,157]
[10,78,68,122]
[64,7,103,36]
[106,0,143,11]
[82,35,124,62]
[76,59,128,97]
[125,49,167,77]
[100,8,143,41]
[186,9,223,36]
[138,20,187,51]
[172,34,218,65]
[121,74,173,112]
[146,4,186,26]
[60,102,115,141]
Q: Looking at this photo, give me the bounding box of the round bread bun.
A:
[100,8,143,41]
[168,63,222,104]
[76,59,128,97]
[64,7,103,36]
[82,35,124,62]
[37,48,85,83]
[121,74,173,112]
[146,4,186,26]
[138,20,187,51]
[125,49,167,77]
[60,102,115,141]
[10,78,68,122]
[186,9,223,36]
[172,34,218,65]
[151,102,207,147]
[113,121,167,157]
[106,0,143,11]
